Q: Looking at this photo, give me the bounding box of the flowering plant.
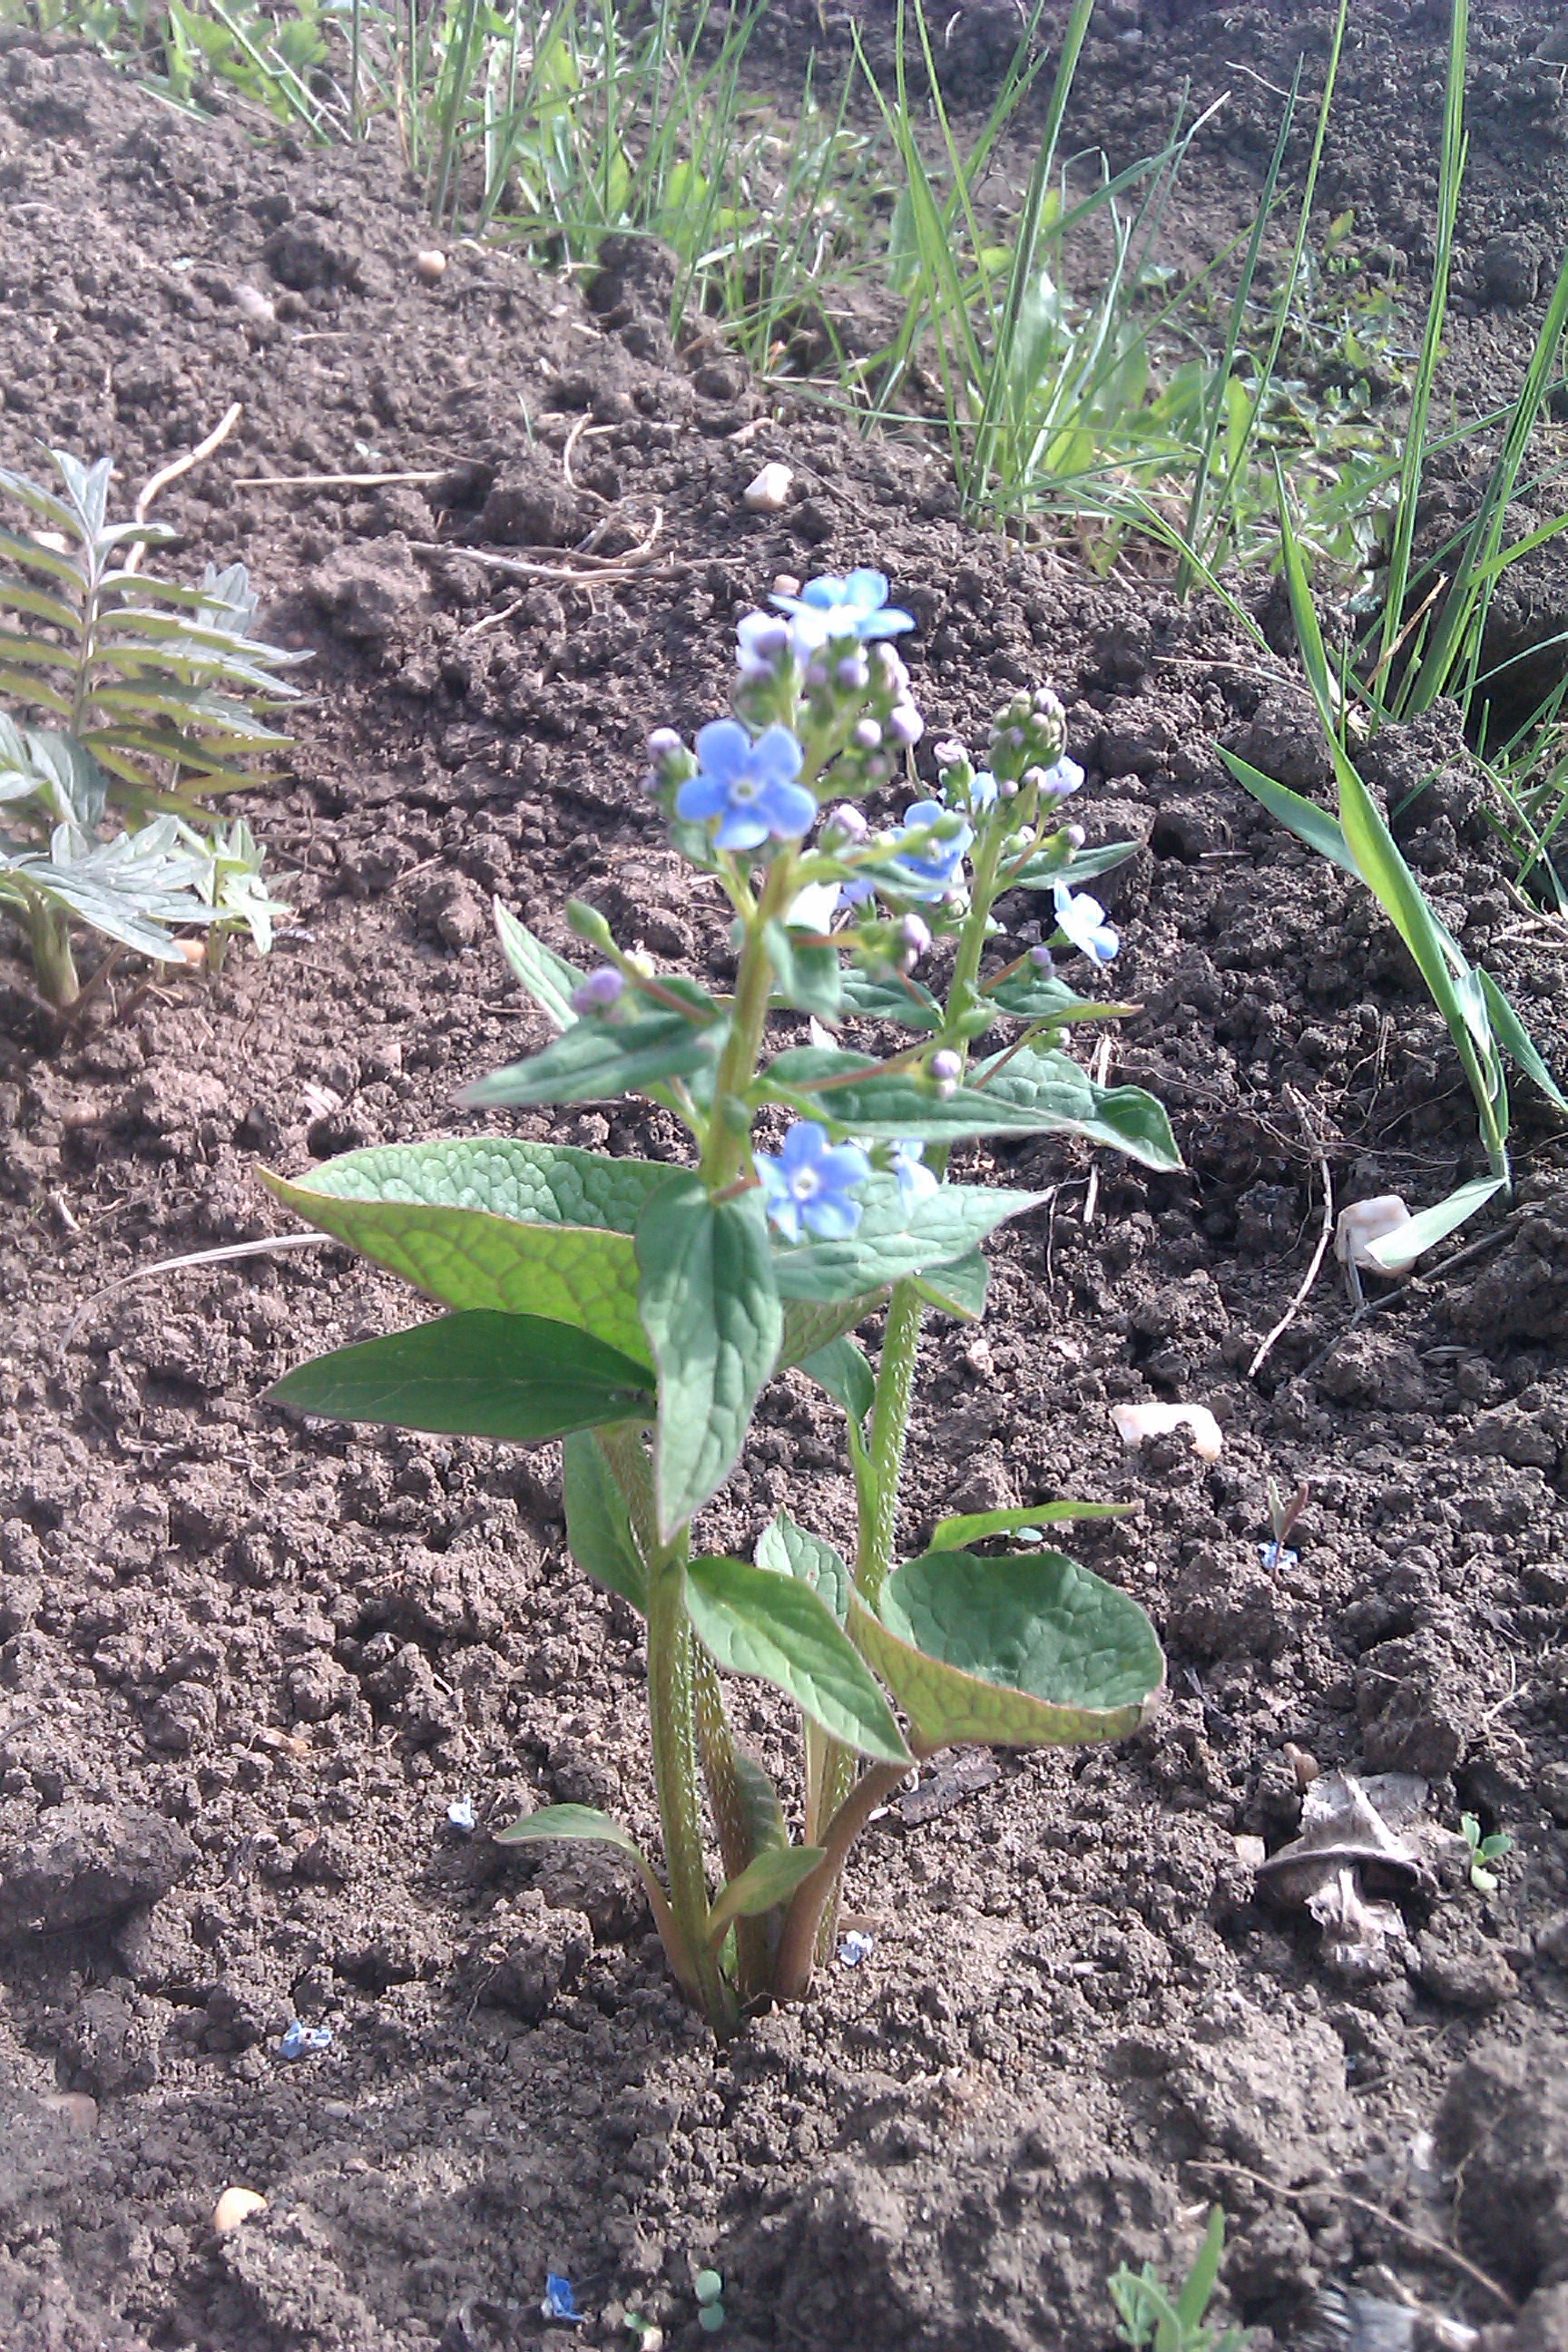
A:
[263,567,1176,2034]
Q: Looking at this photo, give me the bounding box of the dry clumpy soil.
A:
[3,8,1568,2351]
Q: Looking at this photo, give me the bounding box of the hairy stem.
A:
[645,1544,737,2036]
[773,1758,915,2002]
[700,851,794,1191]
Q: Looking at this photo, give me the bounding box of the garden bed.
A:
[2,6,1568,2348]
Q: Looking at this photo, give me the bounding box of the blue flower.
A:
[772,569,914,654]
[1038,754,1084,800]
[277,2022,334,2061]
[677,720,815,851]
[889,1138,937,1212]
[967,769,999,812]
[757,1121,872,1243]
[1052,882,1119,964]
[886,799,972,900]
[542,2275,583,2326]
[735,611,791,679]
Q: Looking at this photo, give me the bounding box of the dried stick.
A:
[233,467,456,489]
[122,403,244,575]
[1247,1093,1335,1379]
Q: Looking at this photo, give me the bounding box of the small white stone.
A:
[1233,1835,1268,1869]
[1334,1194,1411,1269]
[742,462,793,514]
[1110,1402,1224,1462]
[213,2187,270,2235]
[232,282,276,327]
[41,2092,98,2136]
[416,249,447,284]
[772,573,801,596]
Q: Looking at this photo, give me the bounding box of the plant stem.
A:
[700,851,793,1192]
[773,1757,913,2001]
[644,1543,737,2036]
[26,897,79,1009]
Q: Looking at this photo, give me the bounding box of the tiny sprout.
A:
[1260,1478,1308,1572]
[1460,1813,1514,1896]
[694,2269,726,2333]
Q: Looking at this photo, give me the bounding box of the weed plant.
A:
[266,570,1175,2033]
[0,452,299,1009]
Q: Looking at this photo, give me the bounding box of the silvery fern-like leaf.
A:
[2,818,213,960]
[0,717,109,828]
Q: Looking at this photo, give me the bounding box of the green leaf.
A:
[765,918,843,1019]
[970,1044,1182,1170]
[275,1135,672,1235]
[493,1802,687,1979]
[465,1007,727,1110]
[770,1174,1042,1303]
[493,898,585,1032]
[911,1247,988,1320]
[267,1310,654,1443]
[779,1292,885,1370]
[637,1177,783,1538]
[756,1509,851,1623]
[1003,838,1140,891]
[849,1549,1163,1753]
[985,973,1138,1027]
[931,1500,1130,1549]
[1477,967,1568,1112]
[706,1844,827,1945]
[1362,1174,1505,1273]
[562,1431,646,1611]
[797,1333,875,1426]
[261,1166,650,1367]
[685,1553,909,1762]
[838,967,944,1031]
[1218,746,1359,877]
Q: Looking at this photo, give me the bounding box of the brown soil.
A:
[3,8,1568,2350]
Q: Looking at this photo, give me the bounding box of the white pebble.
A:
[742,462,793,514]
[232,282,276,327]
[416,249,447,283]
[41,2092,98,2136]
[1110,1402,1223,1462]
[213,2187,270,2234]
[1334,1195,1410,1269]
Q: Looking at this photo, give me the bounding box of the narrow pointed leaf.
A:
[639,1178,782,1537]
[756,1510,851,1624]
[1362,1175,1505,1273]
[686,1553,908,1762]
[465,1007,726,1109]
[494,898,585,1033]
[266,1310,654,1442]
[563,1430,646,1611]
[931,1500,1129,1550]
[985,973,1138,1026]
[1003,838,1140,891]
[1216,746,1359,877]
[493,1804,687,1984]
[849,1549,1163,1753]
[706,1844,828,1946]
[1477,967,1568,1112]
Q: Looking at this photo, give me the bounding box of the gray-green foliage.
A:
[1110,2210,1248,2352]
[0,450,300,1006]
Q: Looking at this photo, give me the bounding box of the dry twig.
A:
[1248,1089,1336,1378]
[123,403,243,576]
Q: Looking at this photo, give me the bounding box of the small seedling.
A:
[694,2269,725,2334]
[1460,1813,1514,1896]
[1259,1477,1308,1573]
[1109,2209,1248,2351]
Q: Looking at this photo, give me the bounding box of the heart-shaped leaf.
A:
[849,1549,1163,1753]
[637,1177,782,1538]
[685,1553,909,1763]
[267,1311,654,1443]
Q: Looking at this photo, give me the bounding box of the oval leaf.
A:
[266,1310,654,1443]
[770,1175,1042,1304]
[685,1553,909,1764]
[849,1549,1163,1753]
[755,1511,851,1624]
[464,1007,726,1109]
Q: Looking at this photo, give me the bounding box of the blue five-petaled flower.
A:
[772,569,915,653]
[757,1122,872,1243]
[1053,882,1119,965]
[887,799,973,900]
[676,720,815,852]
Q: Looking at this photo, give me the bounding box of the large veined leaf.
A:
[685,1552,908,1763]
[276,1136,673,1234]
[261,1165,652,1367]
[637,1176,782,1538]
[849,1548,1163,1753]
[267,1310,654,1442]
[769,1173,1043,1303]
